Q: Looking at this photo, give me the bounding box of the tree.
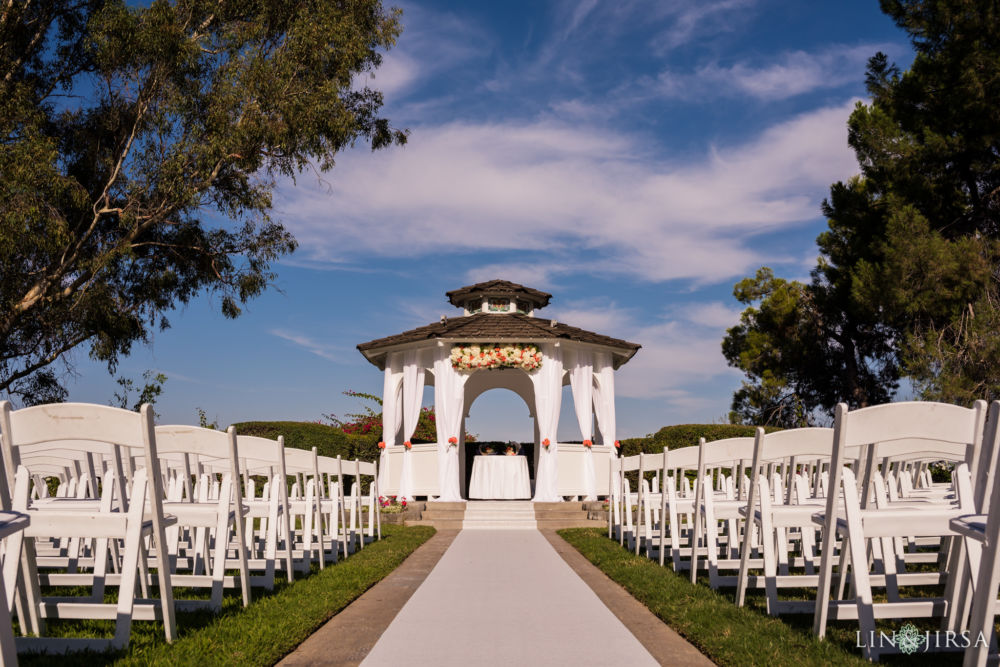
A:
[112,369,167,413]
[0,0,406,404]
[724,0,1000,420]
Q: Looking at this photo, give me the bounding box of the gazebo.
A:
[356,280,641,502]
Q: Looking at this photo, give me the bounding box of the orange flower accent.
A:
[377,441,386,449]
[404,440,412,450]
[448,436,458,444]
[614,440,621,448]
[542,438,551,449]
[583,439,593,448]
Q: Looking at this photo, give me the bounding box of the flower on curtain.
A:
[377,441,386,449]
[583,439,593,448]
[542,438,551,450]
[447,436,458,447]
[614,440,621,449]
[403,440,412,450]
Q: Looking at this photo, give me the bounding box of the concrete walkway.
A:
[360,530,660,667]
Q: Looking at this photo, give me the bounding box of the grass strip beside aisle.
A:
[558,528,865,667]
[119,525,434,666]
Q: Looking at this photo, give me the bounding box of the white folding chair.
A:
[237,434,294,586]
[153,425,251,610]
[0,401,177,653]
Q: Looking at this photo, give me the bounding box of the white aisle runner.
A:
[361,530,658,667]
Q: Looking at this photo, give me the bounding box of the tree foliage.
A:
[724,0,1000,423]
[0,0,406,404]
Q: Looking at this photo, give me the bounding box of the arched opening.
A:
[460,369,536,498]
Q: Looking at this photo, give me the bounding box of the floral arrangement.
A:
[583,439,593,448]
[448,436,459,448]
[542,438,551,450]
[479,444,495,455]
[504,442,519,456]
[403,440,412,450]
[451,343,542,372]
[614,440,621,449]
[379,496,407,513]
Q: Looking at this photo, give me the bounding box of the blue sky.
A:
[62,1,909,440]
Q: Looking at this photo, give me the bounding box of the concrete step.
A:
[420,509,468,520]
[535,518,606,529]
[423,502,467,511]
[406,519,465,530]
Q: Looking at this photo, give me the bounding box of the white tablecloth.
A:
[469,455,531,499]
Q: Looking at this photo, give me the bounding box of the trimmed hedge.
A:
[619,423,781,457]
[233,421,780,466]
[233,421,379,462]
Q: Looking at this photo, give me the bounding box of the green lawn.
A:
[21,525,435,666]
[558,528,954,667]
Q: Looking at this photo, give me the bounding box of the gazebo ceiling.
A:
[445,279,552,309]
[357,311,641,370]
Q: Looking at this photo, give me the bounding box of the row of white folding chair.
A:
[327,458,380,553]
[689,436,755,585]
[283,446,330,572]
[153,425,251,611]
[733,419,974,644]
[810,400,987,661]
[237,434,295,587]
[0,402,178,653]
[735,427,837,614]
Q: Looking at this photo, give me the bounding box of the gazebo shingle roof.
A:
[445,279,552,309]
[357,312,640,369]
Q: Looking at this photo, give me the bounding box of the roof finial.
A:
[440,315,447,324]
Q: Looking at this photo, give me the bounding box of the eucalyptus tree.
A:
[0,0,406,403]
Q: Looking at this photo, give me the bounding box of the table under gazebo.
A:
[356,279,641,502]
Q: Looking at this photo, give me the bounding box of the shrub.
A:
[619,423,782,458]
[233,421,379,462]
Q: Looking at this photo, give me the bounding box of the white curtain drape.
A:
[397,349,425,501]
[531,342,563,502]
[593,351,617,452]
[569,348,597,500]
[378,352,404,492]
[432,346,467,501]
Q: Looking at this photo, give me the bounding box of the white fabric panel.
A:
[432,346,468,501]
[531,342,563,502]
[592,352,615,442]
[593,351,617,450]
[469,456,531,499]
[379,353,404,491]
[569,348,597,500]
[397,349,425,501]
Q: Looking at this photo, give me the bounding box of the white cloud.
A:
[275,101,858,285]
[356,3,491,103]
[648,44,890,101]
[681,302,742,328]
[269,329,342,363]
[542,299,739,400]
[650,0,756,53]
